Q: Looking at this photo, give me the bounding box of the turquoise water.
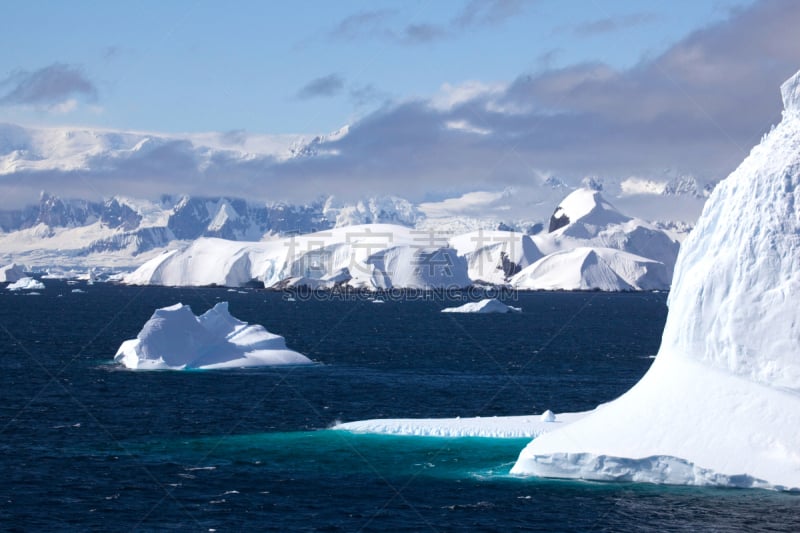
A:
[122,430,533,481]
[2,283,798,531]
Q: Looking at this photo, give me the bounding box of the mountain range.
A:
[121,187,679,291]
[0,122,714,272]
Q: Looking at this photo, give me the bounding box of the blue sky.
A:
[2,0,800,211]
[2,0,755,134]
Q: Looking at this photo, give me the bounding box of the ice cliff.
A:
[511,69,800,490]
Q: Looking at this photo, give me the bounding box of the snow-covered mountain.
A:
[121,188,678,291]
[0,192,423,268]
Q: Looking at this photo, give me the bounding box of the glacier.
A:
[124,224,474,290]
[510,247,670,291]
[114,302,311,370]
[123,192,678,292]
[510,69,800,490]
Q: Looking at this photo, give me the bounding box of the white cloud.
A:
[49,98,78,114]
[444,120,491,135]
[620,177,667,196]
[429,80,506,111]
[419,190,511,218]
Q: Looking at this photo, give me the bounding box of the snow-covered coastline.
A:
[121,189,678,292]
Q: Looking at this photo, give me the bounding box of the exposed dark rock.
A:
[548,207,570,232]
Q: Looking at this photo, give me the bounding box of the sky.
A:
[2,0,800,215]
[0,0,757,134]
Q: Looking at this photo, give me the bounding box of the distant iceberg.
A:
[511,69,800,490]
[0,263,26,283]
[114,302,311,370]
[441,299,521,314]
[6,277,45,291]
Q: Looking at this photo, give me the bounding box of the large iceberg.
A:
[114,302,311,370]
[511,70,800,490]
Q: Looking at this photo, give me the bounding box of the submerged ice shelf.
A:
[115,302,311,370]
[333,412,585,439]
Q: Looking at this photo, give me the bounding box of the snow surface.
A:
[333,412,588,439]
[125,224,472,291]
[512,70,800,490]
[114,302,311,370]
[124,197,676,292]
[0,263,25,282]
[510,247,670,291]
[6,277,45,291]
[449,230,542,285]
[441,299,521,314]
[549,188,630,231]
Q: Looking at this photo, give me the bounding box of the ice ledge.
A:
[509,453,784,490]
[781,69,800,114]
[332,412,589,439]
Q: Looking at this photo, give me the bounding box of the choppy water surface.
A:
[1,283,797,531]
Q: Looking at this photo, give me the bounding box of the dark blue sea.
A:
[1,282,798,531]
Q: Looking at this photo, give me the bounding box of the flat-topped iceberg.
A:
[441,299,521,314]
[114,302,311,370]
[511,70,800,490]
[7,277,45,291]
[333,411,587,439]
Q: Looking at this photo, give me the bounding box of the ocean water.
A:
[1,282,798,531]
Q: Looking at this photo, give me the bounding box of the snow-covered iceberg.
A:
[6,277,45,291]
[441,299,521,314]
[114,302,311,370]
[511,70,800,490]
[0,263,26,283]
